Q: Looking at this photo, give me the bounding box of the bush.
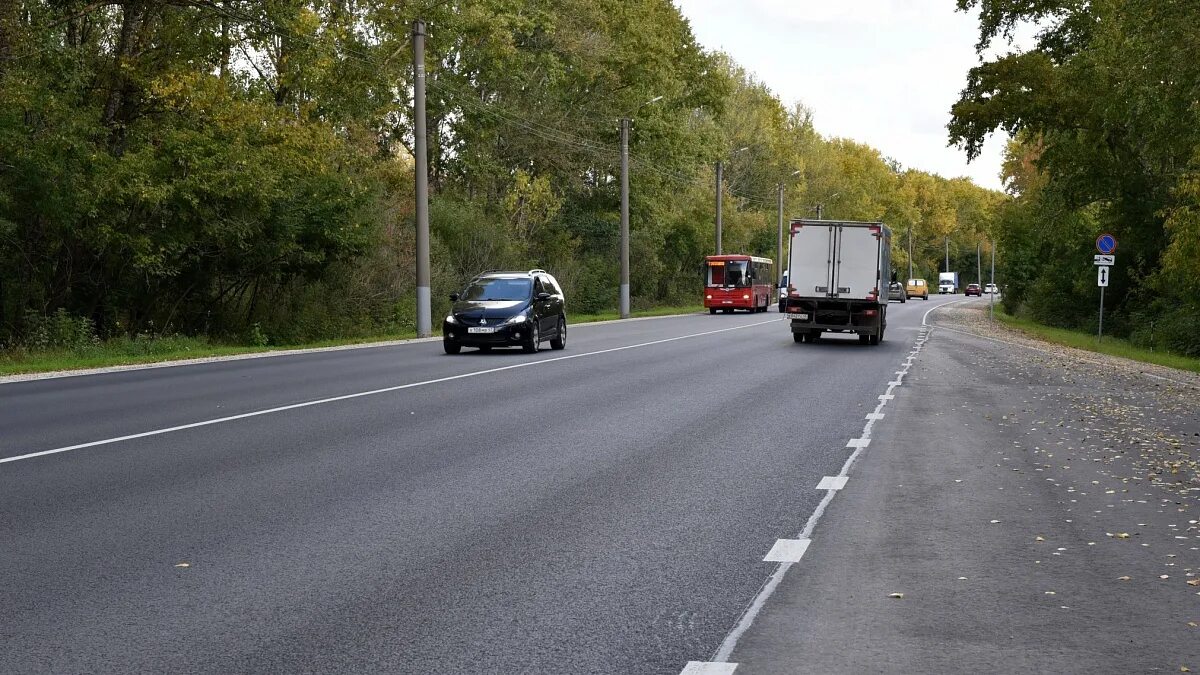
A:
[20,309,98,352]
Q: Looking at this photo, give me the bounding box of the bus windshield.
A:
[461,277,532,301]
[708,261,748,287]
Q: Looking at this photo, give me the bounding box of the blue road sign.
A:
[1096,233,1118,254]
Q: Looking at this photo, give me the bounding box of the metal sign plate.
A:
[1094,254,1115,265]
[1096,234,1118,254]
[1097,266,1110,287]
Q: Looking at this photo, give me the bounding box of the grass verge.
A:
[0,305,707,377]
[571,305,703,324]
[995,311,1200,374]
[0,332,418,377]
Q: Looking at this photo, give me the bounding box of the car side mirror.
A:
[536,292,551,301]
[449,293,459,301]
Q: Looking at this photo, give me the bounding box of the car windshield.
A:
[462,277,531,301]
[708,261,749,287]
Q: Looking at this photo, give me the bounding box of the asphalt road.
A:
[0,296,955,674]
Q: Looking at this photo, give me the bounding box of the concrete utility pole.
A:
[715,160,723,254]
[908,227,913,280]
[715,147,749,255]
[815,203,823,220]
[776,170,800,284]
[944,237,949,273]
[776,183,784,275]
[977,242,982,285]
[619,118,631,318]
[412,20,431,337]
[989,241,996,322]
[617,96,660,319]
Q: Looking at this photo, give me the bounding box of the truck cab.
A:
[938,272,958,294]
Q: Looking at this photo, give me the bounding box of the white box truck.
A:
[938,271,959,294]
[783,219,892,345]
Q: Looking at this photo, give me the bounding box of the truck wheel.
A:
[709,308,717,315]
[793,332,804,343]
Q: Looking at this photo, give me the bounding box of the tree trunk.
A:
[0,0,18,72]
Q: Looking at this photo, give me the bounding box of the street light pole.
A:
[412,19,431,337]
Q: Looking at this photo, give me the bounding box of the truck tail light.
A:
[863,309,878,317]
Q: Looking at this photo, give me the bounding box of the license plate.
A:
[468,327,496,334]
[790,313,810,321]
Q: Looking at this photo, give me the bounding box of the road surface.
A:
[1,298,947,673]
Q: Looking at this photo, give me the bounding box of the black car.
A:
[442,269,567,354]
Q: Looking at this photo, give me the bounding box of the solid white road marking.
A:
[816,476,849,490]
[680,662,738,675]
[878,394,895,401]
[846,438,871,449]
[865,413,885,420]
[1,318,782,465]
[763,538,812,563]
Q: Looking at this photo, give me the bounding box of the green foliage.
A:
[1,0,1005,354]
[951,0,1200,357]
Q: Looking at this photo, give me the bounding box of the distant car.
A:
[888,281,907,303]
[442,269,567,354]
[985,283,999,295]
[778,270,789,313]
[905,278,929,300]
[965,283,982,297]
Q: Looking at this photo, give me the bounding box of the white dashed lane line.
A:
[686,318,933,672]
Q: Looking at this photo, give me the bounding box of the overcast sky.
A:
[674,0,1010,191]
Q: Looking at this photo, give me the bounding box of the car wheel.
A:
[709,308,717,315]
[550,317,566,350]
[443,338,461,355]
[522,322,540,353]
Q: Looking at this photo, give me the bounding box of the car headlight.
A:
[445,314,458,324]
[504,312,529,326]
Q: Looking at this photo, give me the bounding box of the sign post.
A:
[1094,234,1117,342]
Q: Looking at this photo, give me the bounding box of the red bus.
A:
[704,255,774,313]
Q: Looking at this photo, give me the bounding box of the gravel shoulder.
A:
[732,299,1200,674]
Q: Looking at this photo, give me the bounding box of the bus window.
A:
[707,263,725,286]
[723,261,748,287]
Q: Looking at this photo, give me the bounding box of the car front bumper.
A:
[443,320,532,346]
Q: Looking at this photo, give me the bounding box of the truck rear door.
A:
[832,225,880,301]
[788,223,835,298]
